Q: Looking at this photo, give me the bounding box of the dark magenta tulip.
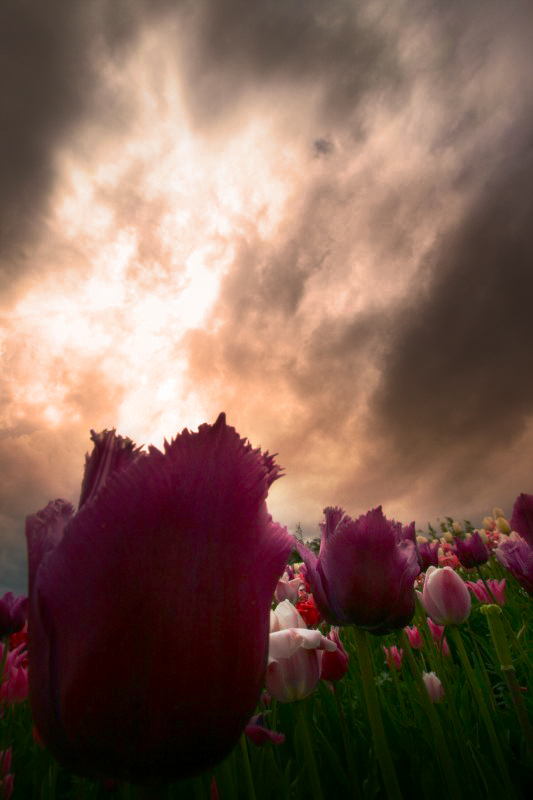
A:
[296,506,420,634]
[26,414,293,783]
[0,592,27,638]
[451,531,489,568]
[510,492,533,549]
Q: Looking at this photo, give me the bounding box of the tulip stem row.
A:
[447,625,518,799]
[352,627,402,800]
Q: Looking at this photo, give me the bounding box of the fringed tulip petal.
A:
[299,506,420,633]
[26,415,293,783]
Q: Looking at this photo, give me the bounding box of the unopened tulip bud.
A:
[493,508,505,521]
[452,522,462,534]
[496,517,511,535]
[418,566,471,625]
[482,516,494,530]
[422,671,445,703]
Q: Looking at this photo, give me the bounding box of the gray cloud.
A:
[2,0,533,592]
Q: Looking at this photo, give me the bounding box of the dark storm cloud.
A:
[370,136,533,471]
[0,0,180,295]
[178,0,403,128]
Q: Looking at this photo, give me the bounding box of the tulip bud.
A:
[496,517,511,535]
[418,566,471,625]
[452,522,462,535]
[482,516,494,530]
[422,671,444,703]
[493,508,505,521]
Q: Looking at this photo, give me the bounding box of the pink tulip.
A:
[466,579,506,606]
[245,714,285,746]
[25,415,293,783]
[383,645,404,670]
[422,671,445,703]
[404,625,423,650]
[418,566,471,625]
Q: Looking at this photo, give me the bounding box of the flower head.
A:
[451,531,489,568]
[510,492,533,549]
[466,579,506,606]
[422,672,445,703]
[416,538,440,570]
[296,506,420,634]
[0,593,27,638]
[383,645,404,670]
[495,533,533,596]
[26,415,293,783]
[418,566,471,625]
[267,601,336,702]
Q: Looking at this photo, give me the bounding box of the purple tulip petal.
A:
[26,414,293,783]
[510,492,533,549]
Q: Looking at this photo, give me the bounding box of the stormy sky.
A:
[2,0,533,594]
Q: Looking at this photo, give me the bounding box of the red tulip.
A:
[25,414,293,783]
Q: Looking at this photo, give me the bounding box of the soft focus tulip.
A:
[0,593,27,638]
[451,531,489,568]
[425,617,451,657]
[404,625,423,650]
[267,600,336,702]
[245,714,285,746]
[416,537,440,570]
[495,533,533,596]
[320,627,349,682]
[418,566,471,625]
[296,506,420,634]
[422,671,445,703]
[510,492,533,548]
[274,570,301,604]
[0,643,29,705]
[466,579,506,606]
[383,645,404,670]
[25,415,293,783]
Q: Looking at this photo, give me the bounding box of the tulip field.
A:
[1,420,532,798]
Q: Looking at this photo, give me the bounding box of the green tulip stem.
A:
[448,625,517,797]
[294,700,324,800]
[480,604,533,763]
[239,734,257,800]
[352,627,402,800]
[332,684,362,800]
[399,631,463,800]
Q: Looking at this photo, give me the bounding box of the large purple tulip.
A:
[296,506,420,634]
[26,414,292,783]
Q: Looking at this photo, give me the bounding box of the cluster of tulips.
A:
[0,414,532,798]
